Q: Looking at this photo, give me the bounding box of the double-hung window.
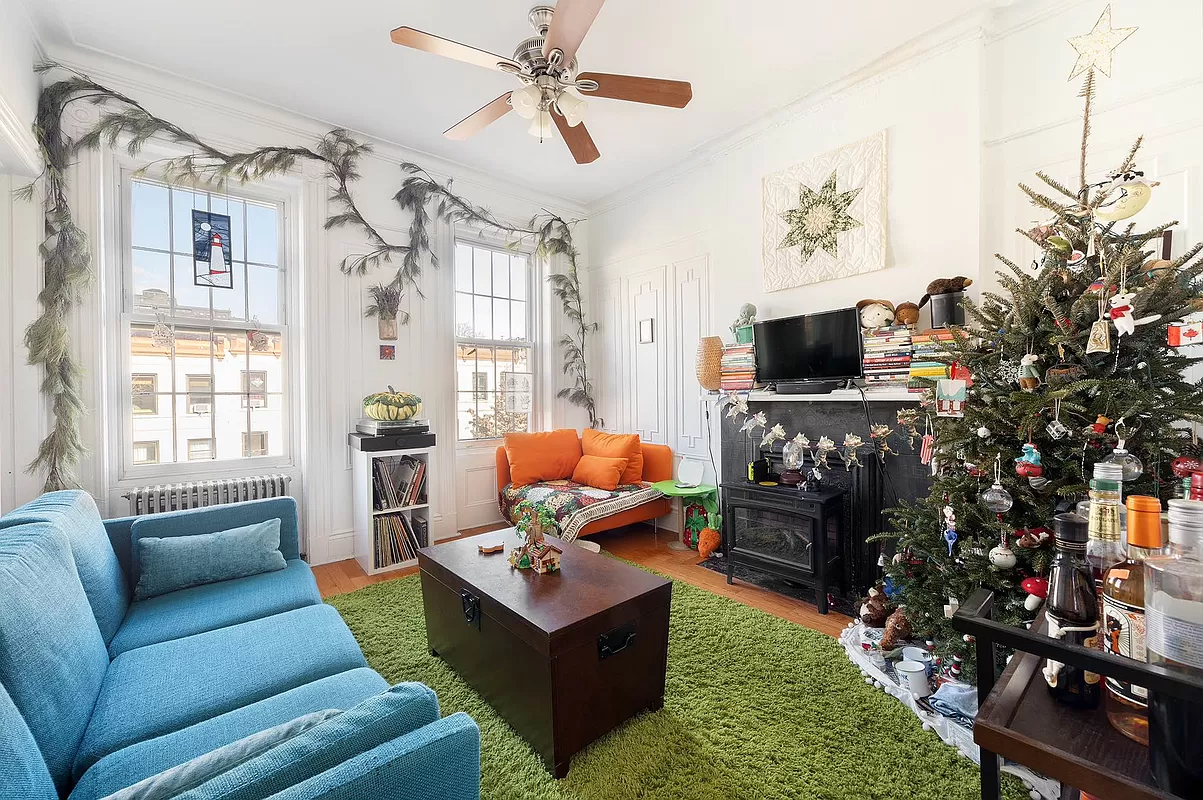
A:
[454,241,535,440]
[123,176,289,471]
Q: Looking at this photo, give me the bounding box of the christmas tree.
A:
[875,8,1203,683]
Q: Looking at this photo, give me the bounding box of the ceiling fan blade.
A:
[551,108,600,164]
[576,72,692,108]
[390,26,520,73]
[542,0,605,67]
[443,93,513,140]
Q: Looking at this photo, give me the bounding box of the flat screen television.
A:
[753,308,862,385]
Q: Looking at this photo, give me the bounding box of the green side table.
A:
[650,480,719,551]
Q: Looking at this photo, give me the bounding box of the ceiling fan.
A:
[389,0,693,164]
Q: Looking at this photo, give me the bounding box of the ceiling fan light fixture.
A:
[528,108,555,141]
[510,83,541,119]
[555,90,588,127]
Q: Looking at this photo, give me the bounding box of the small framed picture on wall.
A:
[638,318,654,344]
[379,345,396,361]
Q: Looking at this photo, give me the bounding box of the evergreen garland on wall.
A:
[21,63,597,491]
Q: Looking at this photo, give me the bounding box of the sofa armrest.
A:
[494,446,511,496]
[126,497,300,587]
[641,443,673,484]
[266,713,481,800]
[103,516,139,593]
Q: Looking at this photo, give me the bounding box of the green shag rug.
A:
[328,574,1018,800]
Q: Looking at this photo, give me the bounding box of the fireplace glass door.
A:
[726,504,816,572]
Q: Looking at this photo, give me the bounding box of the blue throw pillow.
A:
[134,519,287,600]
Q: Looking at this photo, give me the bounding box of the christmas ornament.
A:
[977,426,992,439]
[1108,291,1159,337]
[1028,224,1056,245]
[942,502,958,556]
[1143,258,1175,279]
[1067,249,1087,267]
[1171,455,1202,477]
[1016,527,1051,548]
[1045,363,1087,387]
[879,608,913,651]
[1047,398,1070,440]
[1086,318,1111,353]
[919,416,935,465]
[1017,354,1042,392]
[150,314,174,349]
[1087,415,1112,435]
[1022,577,1049,611]
[1029,475,1053,492]
[1096,169,1157,222]
[842,433,864,470]
[724,391,749,418]
[760,423,786,449]
[739,411,767,435]
[935,378,966,418]
[1066,4,1138,80]
[1015,442,1043,477]
[949,361,974,388]
[247,317,272,352]
[1046,235,1072,255]
[1168,320,1203,347]
[896,408,920,449]
[981,454,1014,514]
[989,541,1018,570]
[1104,418,1143,480]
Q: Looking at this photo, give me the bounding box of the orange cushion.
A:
[571,455,630,492]
[503,429,582,487]
[582,429,643,484]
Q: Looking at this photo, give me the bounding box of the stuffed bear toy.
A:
[918,276,973,307]
[856,299,895,329]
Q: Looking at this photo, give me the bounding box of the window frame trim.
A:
[109,160,299,483]
[451,235,540,445]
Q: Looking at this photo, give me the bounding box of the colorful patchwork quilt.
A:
[499,480,661,542]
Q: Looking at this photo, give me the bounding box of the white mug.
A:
[896,660,931,698]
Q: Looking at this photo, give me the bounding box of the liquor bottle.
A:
[1043,512,1101,708]
[1144,550,1203,796]
[1166,498,1203,561]
[1102,495,1162,745]
[1087,462,1126,583]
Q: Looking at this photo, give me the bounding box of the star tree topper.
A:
[778,171,862,262]
[1067,5,1137,80]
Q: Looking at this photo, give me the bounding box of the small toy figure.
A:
[1015,443,1043,478]
[918,276,973,308]
[1017,354,1041,391]
[842,433,864,470]
[760,423,786,449]
[1108,291,1159,337]
[724,391,749,418]
[1088,415,1112,435]
[894,302,920,327]
[740,411,767,435]
[478,543,505,554]
[730,303,757,336]
[856,299,895,329]
[814,436,835,470]
[870,423,896,456]
[942,503,958,556]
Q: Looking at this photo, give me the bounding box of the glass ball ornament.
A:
[977,426,992,439]
[1104,447,1143,481]
[989,544,1017,569]
[980,482,1014,514]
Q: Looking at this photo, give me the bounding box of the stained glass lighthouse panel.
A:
[192,209,234,289]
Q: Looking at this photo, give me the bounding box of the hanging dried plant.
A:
[363,283,408,323]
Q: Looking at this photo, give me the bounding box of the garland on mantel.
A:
[20,63,597,491]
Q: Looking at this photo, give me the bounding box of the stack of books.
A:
[372,513,429,569]
[861,326,913,390]
[372,455,427,510]
[909,329,956,390]
[720,344,756,391]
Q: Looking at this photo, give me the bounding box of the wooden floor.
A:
[312,523,852,638]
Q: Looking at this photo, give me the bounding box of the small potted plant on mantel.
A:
[364,283,408,341]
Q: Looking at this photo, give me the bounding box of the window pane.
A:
[132,182,170,251]
[493,299,510,341]
[171,328,213,391]
[473,248,491,294]
[227,198,247,262]
[211,261,247,321]
[248,332,284,391]
[247,265,280,325]
[457,392,479,439]
[132,397,174,463]
[172,255,211,319]
[171,188,206,255]
[492,251,509,298]
[511,346,531,373]
[212,393,245,460]
[473,296,492,339]
[214,331,247,394]
[455,292,473,338]
[132,250,172,315]
[510,256,527,301]
[456,344,478,392]
[455,244,473,292]
[246,202,279,264]
[511,301,527,341]
[250,400,284,456]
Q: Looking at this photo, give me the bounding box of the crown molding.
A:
[40,45,590,220]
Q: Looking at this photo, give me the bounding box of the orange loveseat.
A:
[495,437,673,538]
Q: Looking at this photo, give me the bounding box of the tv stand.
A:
[773,380,842,395]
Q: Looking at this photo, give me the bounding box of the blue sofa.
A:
[0,490,480,799]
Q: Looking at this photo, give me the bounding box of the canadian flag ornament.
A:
[1168,320,1203,348]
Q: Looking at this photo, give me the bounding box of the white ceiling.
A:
[29,0,994,206]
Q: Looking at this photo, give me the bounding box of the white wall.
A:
[1,45,589,565]
[584,0,1203,490]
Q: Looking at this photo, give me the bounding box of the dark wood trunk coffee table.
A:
[418,530,671,778]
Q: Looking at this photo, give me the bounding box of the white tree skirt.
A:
[839,622,1060,800]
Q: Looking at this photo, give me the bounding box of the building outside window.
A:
[453,241,534,441]
[122,176,289,472]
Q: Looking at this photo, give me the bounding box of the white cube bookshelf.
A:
[352,445,433,576]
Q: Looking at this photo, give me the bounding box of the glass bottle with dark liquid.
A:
[1102,495,1162,744]
[1043,512,1101,708]
[1145,499,1203,796]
